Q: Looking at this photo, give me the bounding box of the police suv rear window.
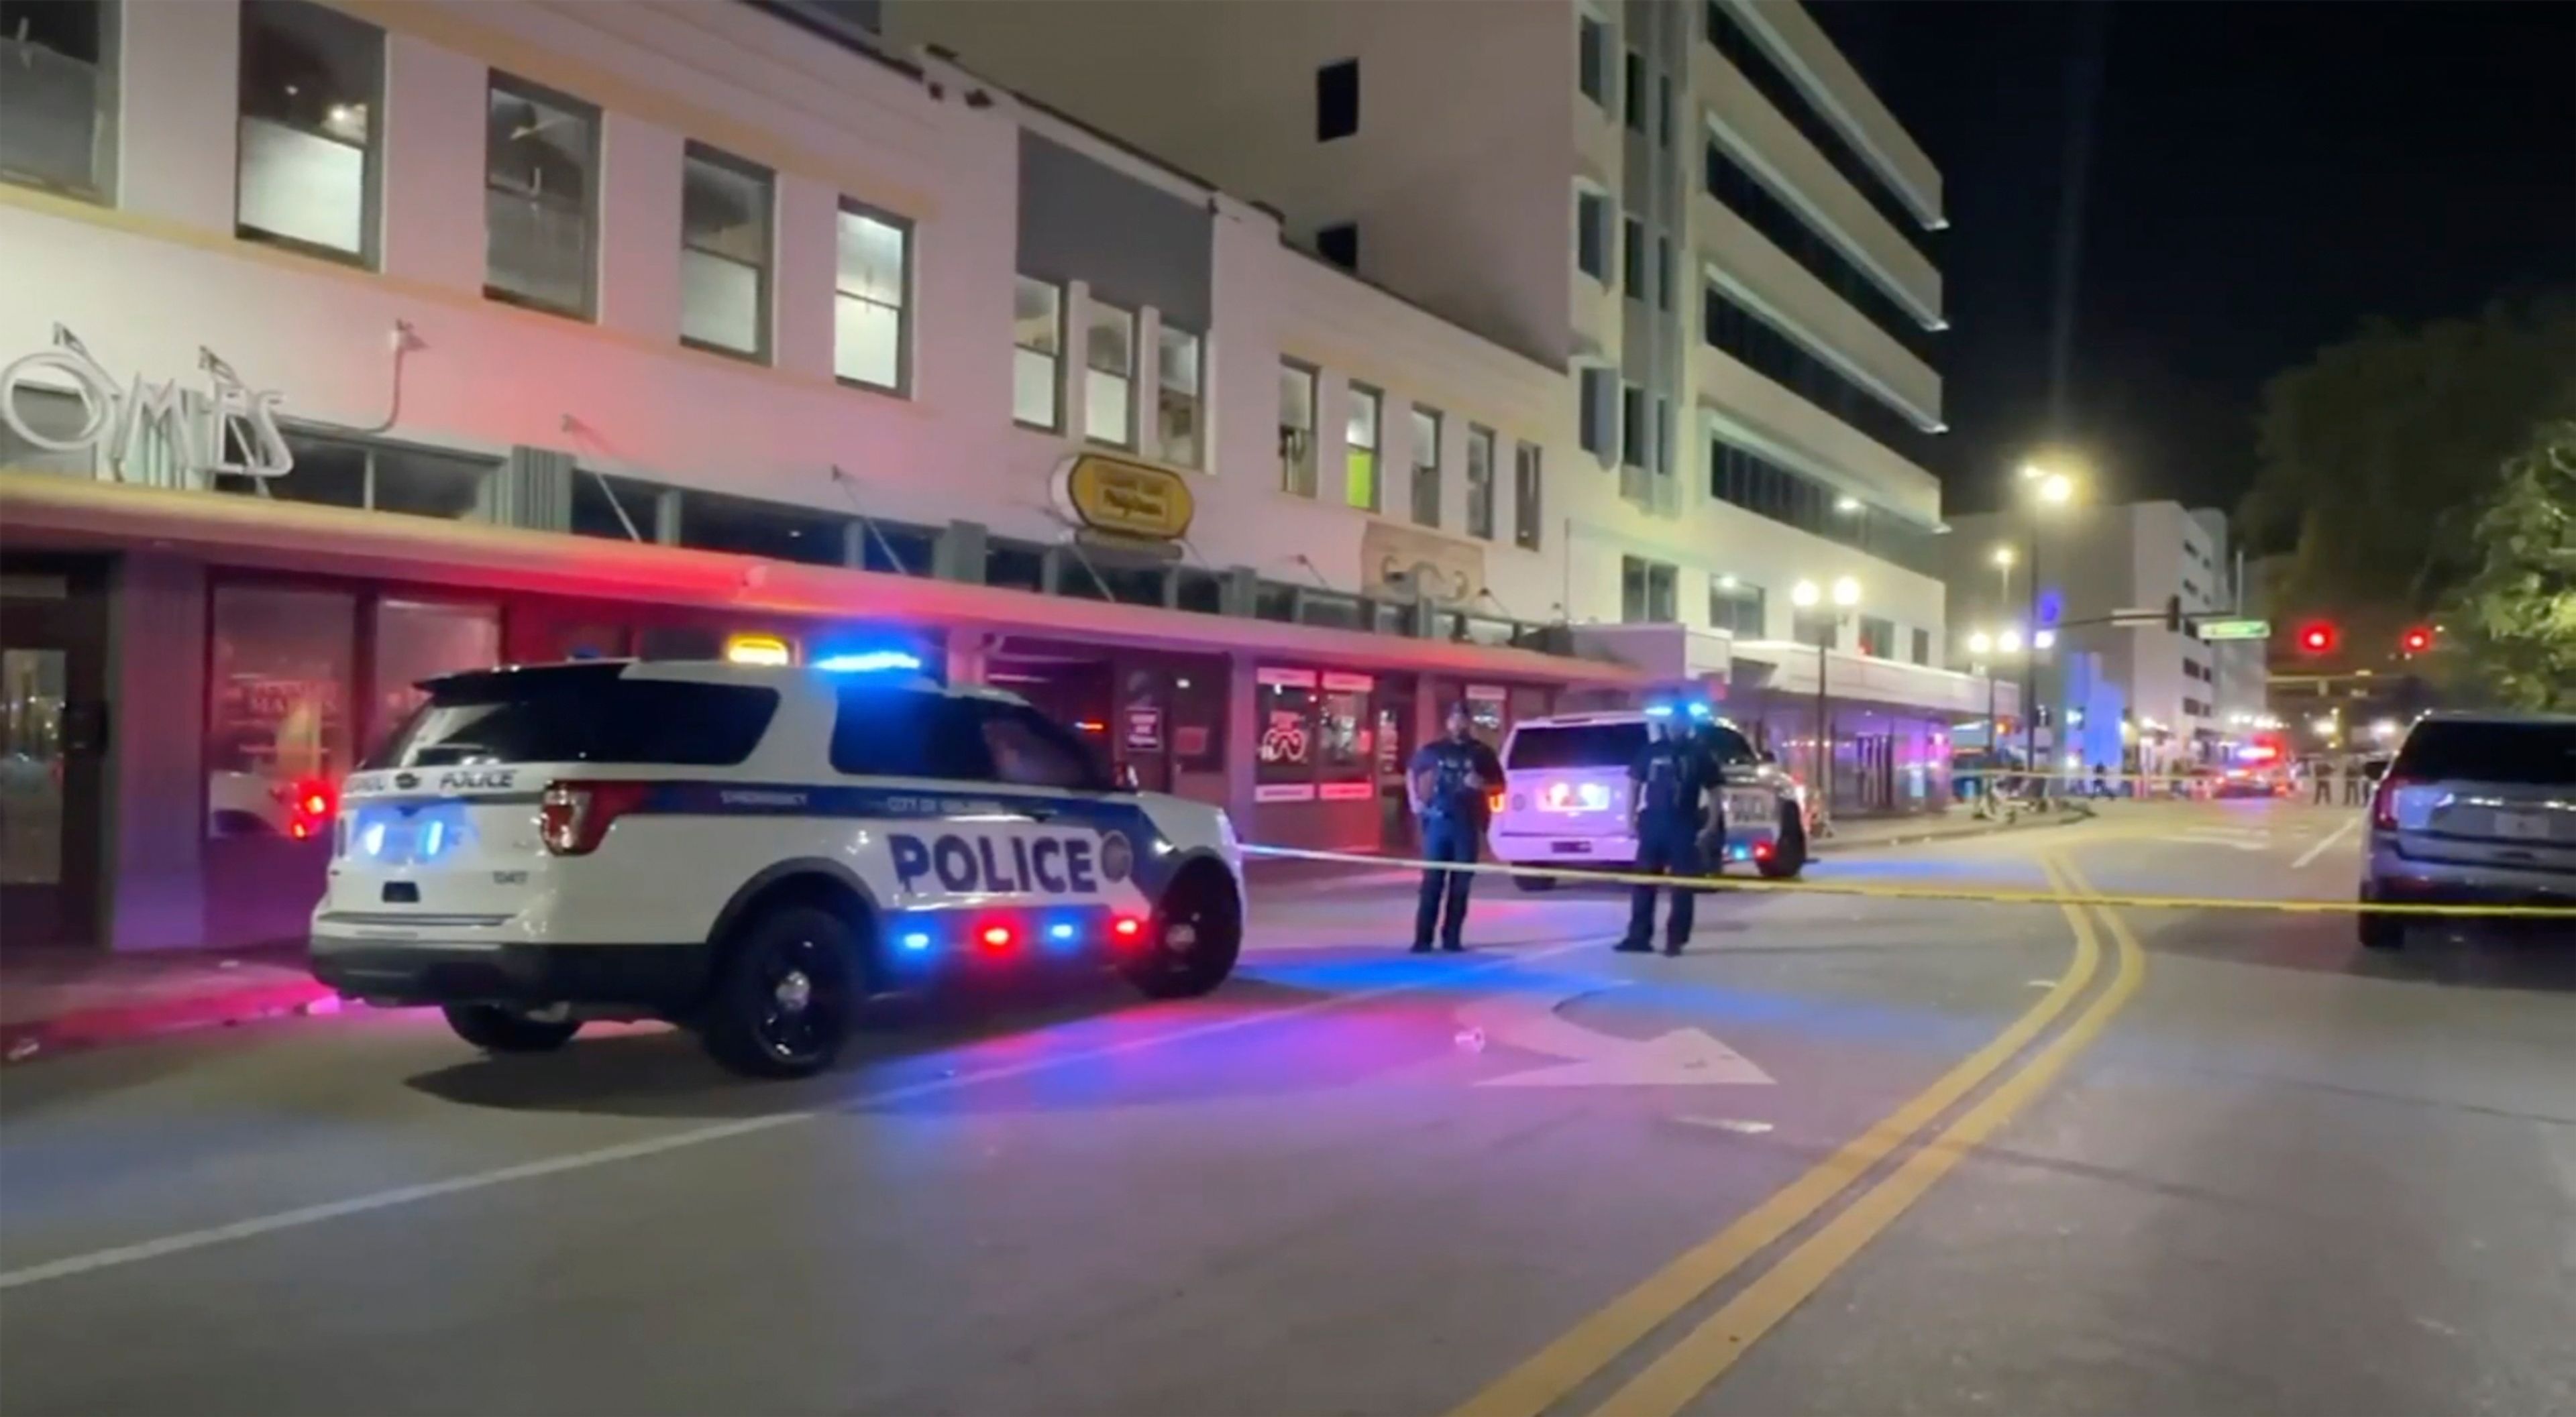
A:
[366,665,777,769]
[2394,721,2576,786]
[1507,722,1648,770]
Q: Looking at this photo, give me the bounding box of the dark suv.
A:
[2359,712,2576,948]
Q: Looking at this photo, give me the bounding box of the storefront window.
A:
[1254,667,1317,801]
[207,584,353,839]
[370,600,499,756]
[1317,671,1374,800]
[571,472,662,541]
[677,490,845,567]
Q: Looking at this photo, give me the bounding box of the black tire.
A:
[2357,886,2404,950]
[701,905,859,1078]
[1124,866,1242,1000]
[1512,874,1558,893]
[1757,808,1807,880]
[443,1005,580,1054]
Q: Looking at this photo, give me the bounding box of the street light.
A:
[2033,629,2057,650]
[2016,457,2084,791]
[1997,628,2025,655]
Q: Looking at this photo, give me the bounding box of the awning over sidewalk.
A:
[1,471,1643,685]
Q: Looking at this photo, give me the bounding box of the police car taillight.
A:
[539,780,652,855]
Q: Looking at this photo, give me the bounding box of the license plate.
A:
[1554,840,1593,854]
[2495,811,2552,841]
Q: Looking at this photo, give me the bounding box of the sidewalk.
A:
[1814,798,2096,852]
[1,944,333,1066]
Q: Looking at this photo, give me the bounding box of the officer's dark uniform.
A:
[1410,732,1505,951]
[1621,724,1721,955]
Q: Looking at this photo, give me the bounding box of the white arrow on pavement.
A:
[1455,987,1774,1088]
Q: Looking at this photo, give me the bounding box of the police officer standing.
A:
[1409,702,1505,953]
[1620,707,1721,956]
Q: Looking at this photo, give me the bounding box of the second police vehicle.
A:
[1486,703,1813,888]
[310,655,1246,1078]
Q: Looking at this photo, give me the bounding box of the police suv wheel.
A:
[1124,867,1242,1000]
[2356,885,2404,950]
[442,1005,581,1054]
[703,905,857,1078]
[1758,807,1807,880]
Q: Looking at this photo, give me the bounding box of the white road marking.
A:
[2293,812,2364,870]
[1456,986,1773,1088]
[0,940,1598,1292]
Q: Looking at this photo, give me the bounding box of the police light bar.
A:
[724,634,794,666]
[812,649,924,673]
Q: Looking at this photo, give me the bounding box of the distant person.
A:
[2343,754,2367,806]
[1407,703,1503,953]
[2312,757,2334,805]
[1618,709,1721,957]
[2090,762,2110,799]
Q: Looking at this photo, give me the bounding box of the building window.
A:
[679,142,771,359]
[1623,50,1645,131]
[1316,58,1358,141]
[370,600,502,756]
[213,431,492,520]
[1574,189,1606,281]
[1316,221,1358,271]
[1513,443,1542,550]
[570,471,664,542]
[1279,360,1318,496]
[1621,556,1677,624]
[1654,397,1671,474]
[677,490,846,567]
[484,74,597,319]
[1859,616,1895,658]
[0,0,116,201]
[206,583,354,840]
[1578,14,1608,107]
[1578,367,1611,457]
[1153,323,1203,467]
[1464,425,1496,541]
[1012,276,1063,429]
[1409,406,1442,528]
[236,0,380,264]
[1656,237,1674,311]
[1621,215,1646,296]
[1704,136,1938,365]
[1620,385,1645,469]
[834,201,910,392]
[1658,73,1674,148]
[1346,383,1381,512]
[1709,579,1766,638]
[1703,280,1939,471]
[1084,300,1136,447]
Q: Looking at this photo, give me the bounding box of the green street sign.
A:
[2196,618,2271,641]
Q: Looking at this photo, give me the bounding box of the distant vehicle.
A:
[1487,709,1809,888]
[311,659,1244,1076]
[2357,712,2576,949]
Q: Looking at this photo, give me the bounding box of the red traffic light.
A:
[2296,622,2337,655]
[2400,626,2434,655]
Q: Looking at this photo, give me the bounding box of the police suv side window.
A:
[829,687,991,781]
[979,705,1109,791]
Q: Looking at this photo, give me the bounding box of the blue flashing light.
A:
[1686,701,1713,720]
[899,929,932,952]
[1644,703,1676,719]
[1729,844,1751,861]
[814,649,924,674]
[1046,921,1078,942]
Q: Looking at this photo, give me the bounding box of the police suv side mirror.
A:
[1758,750,1778,766]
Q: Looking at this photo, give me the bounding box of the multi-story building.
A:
[1941,500,2270,776]
[1,0,1690,954]
[889,0,1984,813]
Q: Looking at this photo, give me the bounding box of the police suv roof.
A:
[421,659,1029,707]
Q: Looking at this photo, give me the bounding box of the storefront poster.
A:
[1124,704,1164,753]
[1254,783,1316,803]
[1174,724,1210,758]
[1318,781,1375,802]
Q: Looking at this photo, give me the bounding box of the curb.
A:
[2,977,337,1067]
[1813,805,2098,854]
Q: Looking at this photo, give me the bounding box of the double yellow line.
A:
[1444,854,2149,1417]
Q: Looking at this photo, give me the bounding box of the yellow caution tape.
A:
[1240,844,2576,920]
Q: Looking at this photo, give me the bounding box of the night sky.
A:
[1815,0,2576,520]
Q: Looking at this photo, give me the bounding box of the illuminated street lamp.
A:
[2015,457,2085,787]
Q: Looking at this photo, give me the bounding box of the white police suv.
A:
[1487,707,1811,887]
[311,657,1245,1078]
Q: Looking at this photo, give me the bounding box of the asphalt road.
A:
[1,799,2569,1417]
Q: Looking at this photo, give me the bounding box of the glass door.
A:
[1,564,108,949]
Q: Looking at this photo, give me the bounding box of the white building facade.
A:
[1,0,1676,954]
[890,0,1984,813]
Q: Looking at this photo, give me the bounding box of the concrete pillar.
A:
[117,0,239,231]
[1223,650,1259,830]
[945,635,988,689]
[597,113,683,347]
[101,553,207,951]
[773,174,838,381]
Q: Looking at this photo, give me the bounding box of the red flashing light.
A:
[2400,626,2434,655]
[2296,622,2337,656]
[1110,915,1144,942]
[979,923,1014,950]
[288,821,311,840]
[1752,840,1774,860]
